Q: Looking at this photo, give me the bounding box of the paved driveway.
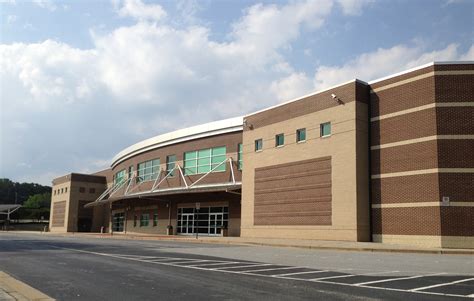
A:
[0,233,472,300]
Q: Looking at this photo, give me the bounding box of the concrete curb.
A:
[0,271,54,301]
[8,231,472,255]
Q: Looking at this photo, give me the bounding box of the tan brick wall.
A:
[241,82,370,241]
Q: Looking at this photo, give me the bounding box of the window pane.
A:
[184,159,196,167]
[255,139,262,151]
[321,122,331,136]
[198,157,210,166]
[198,165,211,173]
[213,164,226,172]
[184,151,197,160]
[212,146,226,156]
[297,128,306,142]
[184,167,197,175]
[198,149,211,158]
[276,134,284,146]
[211,155,226,164]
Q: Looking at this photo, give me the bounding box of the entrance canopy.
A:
[0,205,21,219]
[85,158,241,208]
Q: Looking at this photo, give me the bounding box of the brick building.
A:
[49,61,473,249]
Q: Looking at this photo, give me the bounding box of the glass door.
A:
[181,213,194,235]
[209,213,223,235]
[112,212,124,232]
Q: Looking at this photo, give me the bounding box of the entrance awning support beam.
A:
[229,157,236,185]
[177,165,188,188]
[125,171,136,195]
[151,168,163,191]
[189,158,230,188]
[152,166,178,192]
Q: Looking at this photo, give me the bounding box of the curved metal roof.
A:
[111,116,243,168]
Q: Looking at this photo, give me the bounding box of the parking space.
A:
[57,247,474,299]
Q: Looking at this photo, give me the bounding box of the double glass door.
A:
[180,213,194,234]
[112,212,124,232]
[177,206,228,235]
[209,213,224,235]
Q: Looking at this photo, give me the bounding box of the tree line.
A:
[0,179,52,221]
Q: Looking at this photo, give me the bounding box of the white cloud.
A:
[337,0,374,15]
[116,0,167,22]
[32,0,57,11]
[270,72,314,102]
[7,15,17,24]
[313,43,473,89]
[459,45,474,60]
[3,0,469,186]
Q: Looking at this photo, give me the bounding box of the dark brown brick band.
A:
[254,157,332,226]
[371,76,435,118]
[439,173,474,203]
[435,74,474,103]
[371,107,437,146]
[440,207,474,236]
[371,140,438,175]
[438,139,474,168]
[373,206,474,237]
[372,173,439,204]
[52,201,66,227]
[436,106,474,135]
[372,207,441,236]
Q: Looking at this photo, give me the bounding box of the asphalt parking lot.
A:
[0,233,473,300]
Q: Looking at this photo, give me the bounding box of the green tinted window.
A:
[255,139,263,151]
[137,159,160,182]
[275,134,284,147]
[183,146,226,175]
[320,122,331,137]
[166,155,176,177]
[296,128,306,142]
[114,169,126,185]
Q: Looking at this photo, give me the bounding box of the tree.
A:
[0,178,51,205]
[23,192,51,209]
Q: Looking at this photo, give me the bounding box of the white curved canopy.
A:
[111,116,243,168]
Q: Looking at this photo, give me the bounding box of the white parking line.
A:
[186,261,242,267]
[276,270,329,277]
[212,264,272,270]
[354,273,446,286]
[170,260,217,265]
[147,258,198,262]
[117,255,164,259]
[309,270,401,281]
[242,267,297,273]
[410,277,474,292]
[50,246,473,299]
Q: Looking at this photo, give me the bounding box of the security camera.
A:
[331,93,337,99]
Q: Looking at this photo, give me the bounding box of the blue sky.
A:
[1,0,473,185]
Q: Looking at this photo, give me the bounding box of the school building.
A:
[49,61,474,249]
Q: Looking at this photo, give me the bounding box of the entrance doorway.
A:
[112,212,125,232]
[180,213,194,234]
[177,206,228,235]
[209,213,224,235]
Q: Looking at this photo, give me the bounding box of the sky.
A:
[0,0,473,185]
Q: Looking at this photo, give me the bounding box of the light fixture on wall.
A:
[331,93,344,105]
[243,119,254,130]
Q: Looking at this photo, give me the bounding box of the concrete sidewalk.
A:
[6,231,473,255]
[0,271,54,301]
